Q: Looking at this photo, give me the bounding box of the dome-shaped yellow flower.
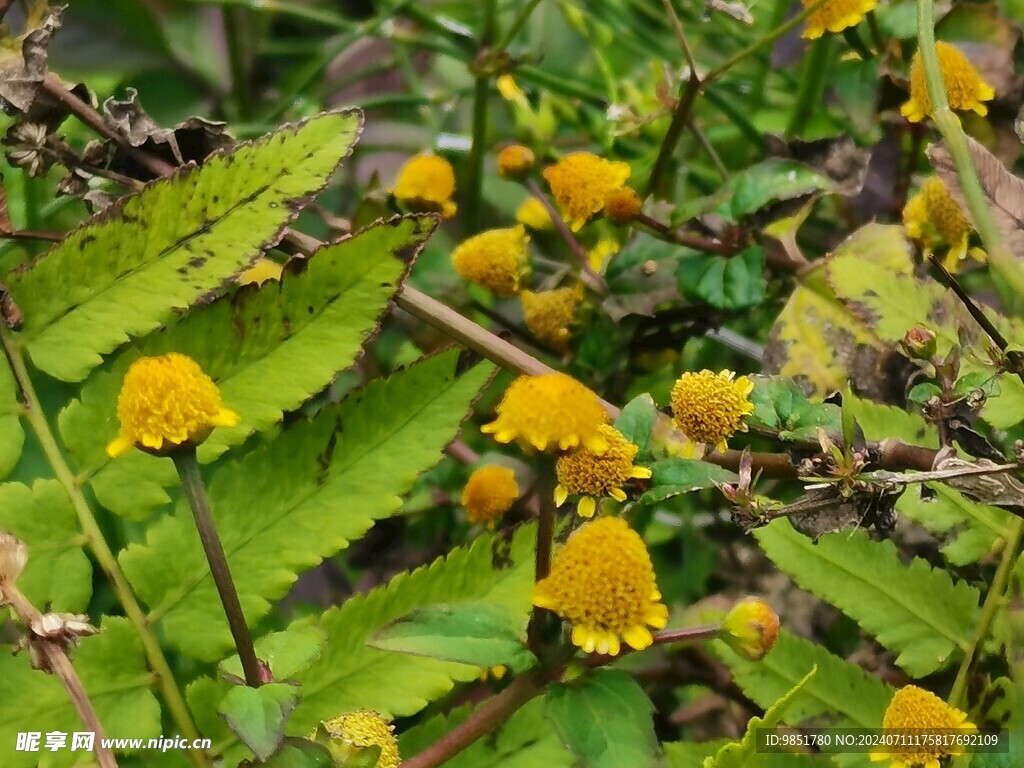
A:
[534,517,668,655]
[801,0,876,39]
[603,186,643,224]
[106,353,239,458]
[869,686,975,768]
[497,144,536,180]
[901,42,995,123]
[515,197,554,231]
[902,177,984,272]
[670,369,754,452]
[316,710,400,768]
[391,153,458,218]
[555,425,652,518]
[451,226,530,297]
[481,372,609,453]
[542,152,631,231]
[461,465,519,528]
[521,285,583,352]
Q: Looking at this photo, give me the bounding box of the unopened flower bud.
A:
[900,327,937,360]
[0,531,27,587]
[497,144,536,181]
[720,597,779,661]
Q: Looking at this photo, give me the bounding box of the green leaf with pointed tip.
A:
[638,459,737,504]
[220,683,299,761]
[614,394,657,460]
[369,602,536,670]
[0,480,90,611]
[6,109,362,382]
[59,215,433,520]
[704,667,817,768]
[188,526,536,766]
[728,159,834,220]
[755,519,979,676]
[0,358,23,480]
[0,618,160,768]
[221,623,326,682]
[120,351,494,661]
[545,669,658,768]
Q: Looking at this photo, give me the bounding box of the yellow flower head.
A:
[555,424,652,518]
[670,369,754,452]
[461,466,519,528]
[901,42,995,123]
[106,353,239,458]
[481,372,610,453]
[534,517,668,655]
[521,285,583,352]
[869,686,975,768]
[391,153,458,218]
[603,186,643,224]
[237,258,283,286]
[720,597,780,661]
[497,144,536,180]
[317,710,400,768]
[542,152,631,231]
[516,197,554,231]
[801,0,876,39]
[902,177,984,272]
[451,226,530,297]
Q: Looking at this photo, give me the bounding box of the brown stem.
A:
[400,673,543,768]
[445,440,480,464]
[634,212,735,255]
[524,180,608,295]
[0,229,64,242]
[1,585,118,768]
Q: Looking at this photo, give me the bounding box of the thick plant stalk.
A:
[172,450,263,688]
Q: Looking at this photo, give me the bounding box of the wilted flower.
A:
[0,532,27,586]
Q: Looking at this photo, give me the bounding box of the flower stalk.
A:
[171,449,263,688]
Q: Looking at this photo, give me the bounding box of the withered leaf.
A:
[0,5,62,114]
[928,139,1024,260]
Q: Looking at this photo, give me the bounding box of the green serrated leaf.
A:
[908,382,943,406]
[60,216,432,520]
[0,618,161,768]
[747,375,842,440]
[220,683,299,761]
[546,669,658,768]
[399,698,573,768]
[221,623,326,682]
[369,602,536,670]
[120,351,495,661]
[0,357,23,480]
[844,389,938,446]
[0,480,90,611]
[704,667,817,768]
[639,459,738,504]
[614,394,657,459]
[6,110,363,382]
[755,519,979,676]
[677,247,765,310]
[897,485,1014,566]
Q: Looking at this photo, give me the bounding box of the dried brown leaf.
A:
[0,5,61,113]
[928,139,1024,260]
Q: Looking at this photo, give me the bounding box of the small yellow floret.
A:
[534,517,668,655]
[106,353,239,458]
[901,42,995,123]
[869,686,975,768]
[802,0,876,39]
[902,177,983,272]
[497,144,536,180]
[317,710,400,768]
[481,372,609,453]
[720,597,780,661]
[555,424,651,518]
[461,466,519,528]
[669,369,754,452]
[521,285,583,352]
[451,226,530,297]
[516,198,554,231]
[391,153,458,218]
[542,152,631,231]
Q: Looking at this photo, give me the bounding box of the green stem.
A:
[948,519,1024,708]
[224,6,257,120]
[786,36,831,137]
[464,0,498,230]
[0,328,207,767]
[915,0,1024,295]
[171,450,263,688]
[494,0,543,52]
